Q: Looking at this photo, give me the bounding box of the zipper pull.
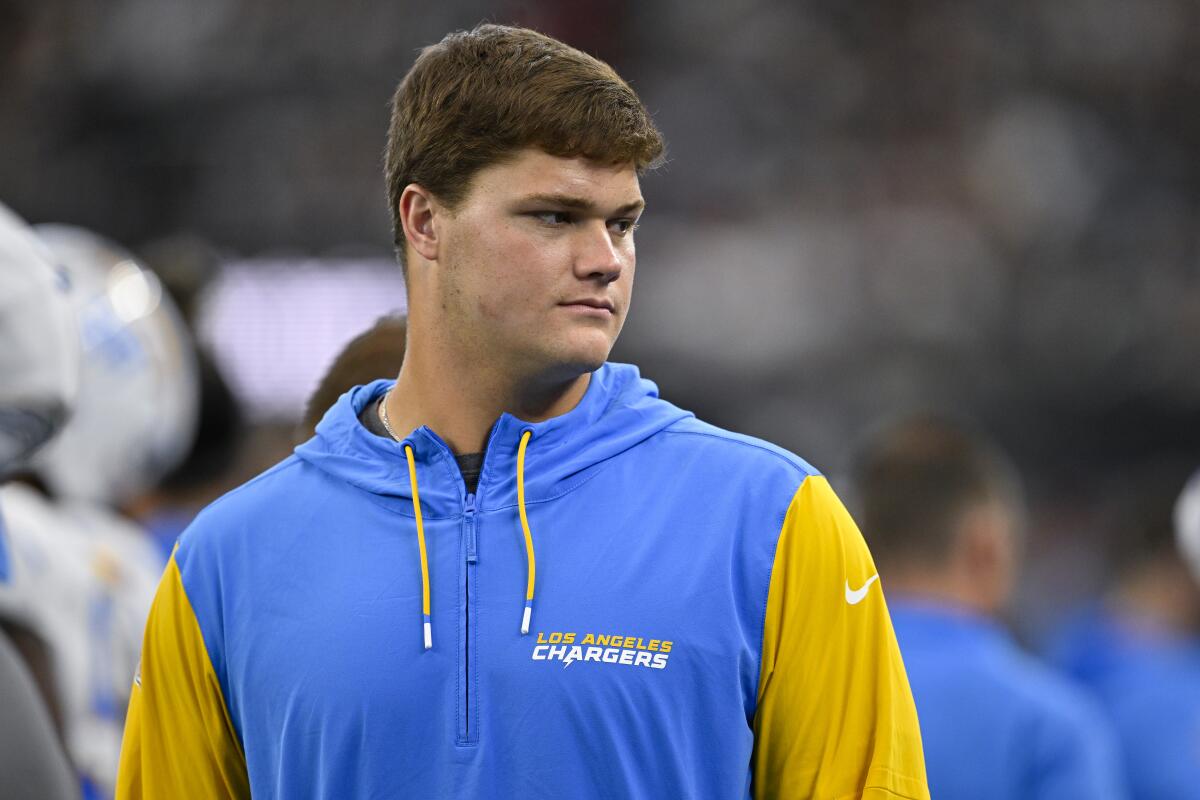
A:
[465,493,477,564]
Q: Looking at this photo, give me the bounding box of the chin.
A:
[558,354,607,378]
[577,356,607,374]
[572,341,615,372]
[552,333,614,371]
[537,347,609,383]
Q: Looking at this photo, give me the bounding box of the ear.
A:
[961,523,1002,574]
[398,183,441,262]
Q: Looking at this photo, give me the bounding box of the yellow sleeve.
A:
[116,555,250,799]
[752,476,928,800]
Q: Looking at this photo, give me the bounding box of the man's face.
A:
[431,148,643,381]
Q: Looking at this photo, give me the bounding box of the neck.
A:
[382,322,592,454]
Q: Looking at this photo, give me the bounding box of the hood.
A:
[295,362,693,517]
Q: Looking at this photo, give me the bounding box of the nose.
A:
[573,221,625,285]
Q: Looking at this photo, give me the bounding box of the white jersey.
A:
[0,483,162,795]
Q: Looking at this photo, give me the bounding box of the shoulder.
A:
[170,454,337,655]
[658,416,821,487]
[652,418,846,559]
[174,455,312,569]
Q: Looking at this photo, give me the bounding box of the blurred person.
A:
[125,351,245,563]
[296,314,407,441]
[120,24,927,800]
[124,234,245,561]
[850,416,1126,800]
[32,225,199,510]
[0,210,79,470]
[0,482,115,798]
[0,200,85,799]
[1,224,199,799]
[1047,464,1200,800]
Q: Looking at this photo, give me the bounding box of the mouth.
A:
[560,298,616,315]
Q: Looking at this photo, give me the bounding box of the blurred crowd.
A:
[2,1,1200,798]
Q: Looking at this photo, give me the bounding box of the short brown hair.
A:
[384,24,664,262]
[849,416,1021,568]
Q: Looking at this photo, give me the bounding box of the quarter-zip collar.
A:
[295,362,694,649]
[294,362,693,517]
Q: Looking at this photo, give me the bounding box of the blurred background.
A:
[2,1,1199,796]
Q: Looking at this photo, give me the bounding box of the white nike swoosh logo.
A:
[845,574,880,605]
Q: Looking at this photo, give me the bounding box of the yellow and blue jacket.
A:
[118,363,928,799]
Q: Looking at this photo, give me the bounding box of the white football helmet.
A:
[0,203,80,474]
[1176,469,1200,585]
[32,225,199,506]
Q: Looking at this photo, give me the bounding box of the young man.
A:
[118,25,927,799]
[850,417,1125,800]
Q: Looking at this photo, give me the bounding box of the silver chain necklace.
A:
[377,394,402,442]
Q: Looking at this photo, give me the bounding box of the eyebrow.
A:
[520,193,645,216]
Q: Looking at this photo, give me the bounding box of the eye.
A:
[531,211,572,226]
[608,218,639,237]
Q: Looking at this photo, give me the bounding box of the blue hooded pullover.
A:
[117,363,928,799]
